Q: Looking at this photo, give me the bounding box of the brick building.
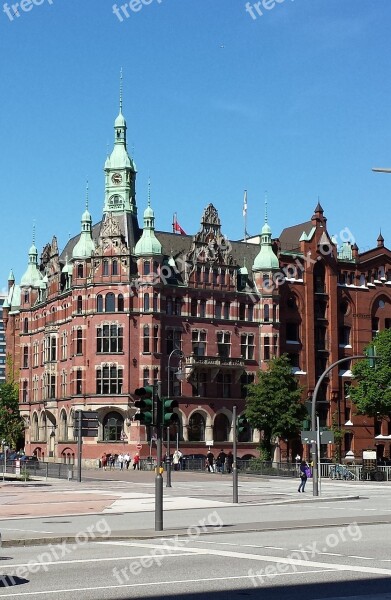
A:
[4,102,391,465]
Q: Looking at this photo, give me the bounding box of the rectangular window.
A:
[217,373,231,398]
[192,372,207,397]
[96,366,123,395]
[143,368,150,387]
[223,302,230,320]
[61,333,68,360]
[23,347,29,369]
[239,304,246,321]
[240,372,254,399]
[339,326,351,346]
[215,302,222,319]
[76,330,83,355]
[240,333,255,360]
[192,330,207,356]
[264,336,271,361]
[33,343,39,367]
[97,325,124,353]
[49,375,56,399]
[166,330,182,355]
[217,331,231,358]
[286,322,299,342]
[76,370,82,395]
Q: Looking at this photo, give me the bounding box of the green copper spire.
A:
[72,184,96,259]
[252,196,279,272]
[134,182,162,256]
[20,226,43,288]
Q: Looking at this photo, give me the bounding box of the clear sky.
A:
[1,0,391,287]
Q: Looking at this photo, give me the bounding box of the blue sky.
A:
[1,0,391,286]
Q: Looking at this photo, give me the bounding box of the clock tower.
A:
[103,90,137,216]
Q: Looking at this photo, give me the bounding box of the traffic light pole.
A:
[76,410,82,483]
[232,405,238,503]
[155,383,163,531]
[166,426,172,487]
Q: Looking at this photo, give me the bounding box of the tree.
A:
[0,371,24,449]
[350,329,391,418]
[245,354,306,460]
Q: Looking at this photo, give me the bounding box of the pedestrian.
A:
[172,450,182,471]
[101,453,107,471]
[124,452,131,469]
[298,460,308,492]
[217,449,226,473]
[118,453,124,470]
[206,451,214,473]
[133,453,140,470]
[109,454,116,470]
[226,451,233,474]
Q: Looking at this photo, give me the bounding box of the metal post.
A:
[155,382,163,531]
[317,415,321,495]
[232,405,238,503]
[77,410,82,483]
[311,355,366,496]
[166,426,172,487]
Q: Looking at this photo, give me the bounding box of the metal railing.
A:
[0,460,74,480]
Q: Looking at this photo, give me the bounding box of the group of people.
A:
[101,452,140,471]
[206,450,234,473]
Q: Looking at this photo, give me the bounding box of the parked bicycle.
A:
[329,464,355,480]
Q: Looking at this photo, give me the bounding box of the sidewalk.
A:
[0,472,361,547]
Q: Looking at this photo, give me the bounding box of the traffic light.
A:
[134,386,154,426]
[237,414,248,434]
[161,398,179,427]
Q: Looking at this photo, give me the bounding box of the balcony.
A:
[185,354,245,382]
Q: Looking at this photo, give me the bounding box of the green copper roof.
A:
[72,205,96,259]
[134,201,162,256]
[252,219,279,272]
[8,269,15,282]
[20,243,43,288]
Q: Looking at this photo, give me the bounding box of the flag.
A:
[243,190,248,217]
[173,213,186,235]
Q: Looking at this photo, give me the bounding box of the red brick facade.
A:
[4,118,391,466]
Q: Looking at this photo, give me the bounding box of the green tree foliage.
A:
[245,354,306,460]
[350,329,391,418]
[0,378,24,449]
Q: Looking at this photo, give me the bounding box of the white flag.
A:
[243,190,248,217]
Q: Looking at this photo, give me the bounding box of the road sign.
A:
[136,443,142,450]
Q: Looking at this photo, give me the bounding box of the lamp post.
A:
[311,355,366,496]
[166,349,185,487]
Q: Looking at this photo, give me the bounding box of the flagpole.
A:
[243,190,248,242]
[172,213,176,234]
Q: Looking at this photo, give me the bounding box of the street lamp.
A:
[166,349,185,487]
[311,355,366,496]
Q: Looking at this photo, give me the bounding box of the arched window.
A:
[188,413,206,442]
[143,326,150,353]
[77,264,84,278]
[213,413,230,442]
[97,295,103,313]
[105,293,115,312]
[112,260,118,276]
[103,411,124,442]
[166,297,173,315]
[143,293,150,312]
[32,413,39,442]
[22,381,28,403]
[118,294,124,312]
[23,318,29,334]
[60,411,68,442]
[215,301,222,319]
[103,260,109,276]
[77,295,83,314]
[199,299,206,318]
[153,294,158,312]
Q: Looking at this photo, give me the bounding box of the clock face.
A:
[111,173,122,185]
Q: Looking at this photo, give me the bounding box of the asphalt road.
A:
[0,524,391,599]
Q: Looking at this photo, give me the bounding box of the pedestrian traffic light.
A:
[237,414,248,434]
[134,386,154,426]
[161,398,179,427]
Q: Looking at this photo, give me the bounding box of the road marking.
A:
[0,528,54,534]
[103,541,391,576]
[0,570,335,597]
[0,553,193,570]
